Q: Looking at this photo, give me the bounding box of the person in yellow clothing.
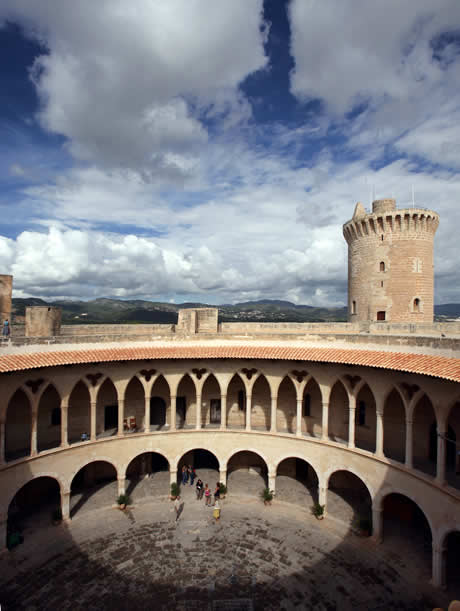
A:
[213,499,220,522]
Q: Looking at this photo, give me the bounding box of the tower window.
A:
[380,281,384,288]
[51,407,61,426]
[352,300,356,314]
[413,298,420,312]
[381,234,384,241]
[303,394,311,417]
[379,261,385,272]
[377,311,386,321]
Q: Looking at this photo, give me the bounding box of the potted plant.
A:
[116,493,131,510]
[354,516,372,537]
[261,488,274,505]
[311,502,325,520]
[170,482,180,500]
[52,507,62,525]
[219,482,227,499]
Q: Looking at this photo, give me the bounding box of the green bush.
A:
[311,502,325,517]
[261,488,274,502]
[170,482,180,498]
[219,482,227,495]
[116,494,131,506]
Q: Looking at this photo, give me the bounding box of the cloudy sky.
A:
[1,0,459,306]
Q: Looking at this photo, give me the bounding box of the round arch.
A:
[276,455,320,506]
[69,459,118,518]
[68,457,120,492]
[226,449,269,496]
[5,471,65,513]
[224,447,270,472]
[124,451,170,499]
[375,488,435,541]
[326,468,373,531]
[175,447,220,473]
[124,450,170,478]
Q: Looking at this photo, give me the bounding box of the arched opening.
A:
[176,374,195,429]
[413,298,420,313]
[379,261,385,272]
[355,384,376,453]
[226,373,246,429]
[447,401,460,491]
[383,389,406,463]
[125,452,169,499]
[149,375,170,430]
[96,378,118,438]
[328,381,349,445]
[276,457,319,507]
[444,531,460,592]
[68,380,91,443]
[327,471,372,532]
[201,374,221,428]
[381,493,432,578]
[251,374,271,431]
[70,461,117,518]
[5,389,31,461]
[227,450,268,497]
[7,477,61,549]
[37,384,61,452]
[302,377,322,437]
[413,394,436,476]
[124,376,144,433]
[177,449,219,493]
[276,376,296,433]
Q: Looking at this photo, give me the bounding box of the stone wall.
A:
[0,275,12,322]
[25,306,62,337]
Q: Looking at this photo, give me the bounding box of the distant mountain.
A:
[11,296,459,324]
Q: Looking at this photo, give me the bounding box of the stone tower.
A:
[343,199,439,323]
[0,274,13,322]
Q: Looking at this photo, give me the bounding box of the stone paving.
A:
[1,470,454,611]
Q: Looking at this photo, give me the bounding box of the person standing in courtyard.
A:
[213,499,220,523]
[181,465,188,485]
[213,482,220,506]
[174,495,181,521]
[2,319,10,337]
[204,483,211,506]
[189,465,196,486]
[196,478,203,500]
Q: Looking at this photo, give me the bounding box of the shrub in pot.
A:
[170,482,180,500]
[116,494,131,510]
[311,503,325,520]
[261,488,274,505]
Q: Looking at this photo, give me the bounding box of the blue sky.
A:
[0,0,460,305]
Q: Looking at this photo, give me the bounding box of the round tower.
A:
[343,199,439,323]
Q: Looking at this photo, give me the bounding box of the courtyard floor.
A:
[1,470,456,611]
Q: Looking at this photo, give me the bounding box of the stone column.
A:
[220,395,227,430]
[170,469,177,486]
[371,508,383,543]
[405,418,413,469]
[90,401,97,441]
[270,395,277,433]
[61,491,71,521]
[321,401,329,440]
[268,470,276,495]
[318,485,327,511]
[245,393,252,431]
[195,392,202,430]
[31,407,38,456]
[431,544,443,587]
[144,395,150,432]
[118,477,126,496]
[219,469,227,487]
[60,398,69,448]
[117,399,124,437]
[375,408,384,457]
[170,395,176,432]
[296,397,303,437]
[348,395,356,449]
[0,421,5,465]
[436,426,447,485]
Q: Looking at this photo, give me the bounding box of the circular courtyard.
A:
[1,467,450,611]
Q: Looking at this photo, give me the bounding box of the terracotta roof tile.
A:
[0,345,459,382]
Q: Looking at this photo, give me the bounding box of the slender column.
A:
[90,401,97,441]
[219,469,227,487]
[436,426,447,485]
[61,491,71,521]
[144,395,150,432]
[0,421,5,465]
[117,477,126,496]
[220,395,227,430]
[405,418,413,469]
[321,401,329,440]
[117,399,124,437]
[296,397,302,437]
[195,392,202,430]
[371,508,383,543]
[431,544,443,587]
[169,469,177,486]
[318,485,327,511]
[348,395,356,449]
[60,398,69,448]
[31,408,38,456]
[268,470,276,495]
[270,395,277,433]
[170,395,176,431]
[375,409,384,457]
[245,393,252,431]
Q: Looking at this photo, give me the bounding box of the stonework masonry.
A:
[0,274,12,322]
[25,306,62,338]
[344,199,439,324]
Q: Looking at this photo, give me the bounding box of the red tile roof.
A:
[0,345,459,382]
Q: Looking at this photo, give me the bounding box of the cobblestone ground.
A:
[1,470,452,611]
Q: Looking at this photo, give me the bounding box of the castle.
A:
[0,199,459,596]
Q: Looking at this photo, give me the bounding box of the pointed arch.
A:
[5,389,31,462]
[328,379,349,444]
[176,373,196,429]
[413,393,437,477]
[302,376,322,437]
[37,383,61,452]
[68,380,91,444]
[226,372,247,430]
[201,373,222,428]
[277,375,296,434]
[383,388,406,463]
[96,378,118,437]
[124,375,144,432]
[355,383,376,453]
[251,373,271,431]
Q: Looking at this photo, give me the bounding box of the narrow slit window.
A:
[379,261,385,272]
[413,298,420,312]
[352,300,356,314]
